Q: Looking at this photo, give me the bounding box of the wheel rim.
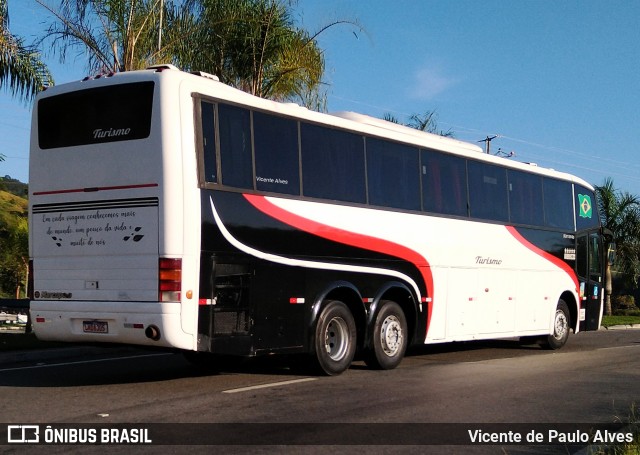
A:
[553,309,568,341]
[324,316,350,361]
[380,315,403,357]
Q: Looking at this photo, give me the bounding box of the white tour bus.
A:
[29,65,606,375]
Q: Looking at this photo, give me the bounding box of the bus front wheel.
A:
[541,300,571,350]
[313,300,356,376]
[364,300,408,370]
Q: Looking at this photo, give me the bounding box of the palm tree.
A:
[0,0,53,100]
[595,177,640,315]
[407,111,454,137]
[38,0,352,107]
[180,0,347,106]
[37,0,195,73]
[383,110,454,138]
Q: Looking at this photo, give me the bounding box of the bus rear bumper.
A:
[29,300,194,350]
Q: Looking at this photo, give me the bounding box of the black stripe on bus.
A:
[32,197,159,214]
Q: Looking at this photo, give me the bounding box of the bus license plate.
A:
[83,321,108,334]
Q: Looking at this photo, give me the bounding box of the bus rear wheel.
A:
[541,300,571,350]
[364,300,408,370]
[313,300,356,376]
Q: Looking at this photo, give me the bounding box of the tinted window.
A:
[253,112,300,195]
[508,170,543,225]
[468,161,508,222]
[366,138,420,210]
[38,82,154,149]
[422,150,467,216]
[576,186,599,230]
[543,178,574,230]
[301,123,365,203]
[218,104,253,189]
[589,233,602,275]
[577,235,588,278]
[201,101,217,183]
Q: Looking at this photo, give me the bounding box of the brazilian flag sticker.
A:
[578,194,593,219]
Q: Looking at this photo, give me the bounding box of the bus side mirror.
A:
[602,228,615,266]
[607,242,616,266]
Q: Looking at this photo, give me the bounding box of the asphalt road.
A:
[0,329,639,454]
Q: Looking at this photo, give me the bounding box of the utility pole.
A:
[478,135,499,154]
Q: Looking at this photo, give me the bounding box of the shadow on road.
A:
[0,335,585,388]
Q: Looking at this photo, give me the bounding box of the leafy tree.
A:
[383,110,454,137]
[38,0,355,107]
[37,0,195,73]
[595,177,640,315]
[0,0,53,100]
[0,190,28,298]
[179,0,353,106]
[0,217,28,297]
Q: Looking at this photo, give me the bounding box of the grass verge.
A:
[602,315,640,327]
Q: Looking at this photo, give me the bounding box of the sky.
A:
[1,0,640,196]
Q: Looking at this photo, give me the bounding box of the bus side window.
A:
[543,178,574,230]
[421,150,467,217]
[253,111,300,195]
[201,101,217,183]
[508,170,543,226]
[218,104,253,189]
[366,137,420,211]
[577,235,588,279]
[301,123,366,204]
[575,186,599,231]
[589,233,602,279]
[468,161,509,222]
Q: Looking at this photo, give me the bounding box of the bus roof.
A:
[39,65,595,190]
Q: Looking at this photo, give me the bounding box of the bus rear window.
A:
[38,81,154,149]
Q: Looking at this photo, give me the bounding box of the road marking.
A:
[222,378,317,394]
[0,352,173,372]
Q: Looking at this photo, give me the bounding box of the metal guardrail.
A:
[0,299,31,332]
[0,299,30,311]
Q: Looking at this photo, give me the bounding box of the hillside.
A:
[0,190,28,231]
[0,176,28,199]
[0,189,28,298]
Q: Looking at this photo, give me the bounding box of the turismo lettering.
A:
[475,256,502,265]
[92,127,131,139]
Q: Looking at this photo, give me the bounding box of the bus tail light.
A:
[159,258,182,302]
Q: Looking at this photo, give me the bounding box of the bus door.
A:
[576,232,603,331]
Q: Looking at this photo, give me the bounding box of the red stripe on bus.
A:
[33,183,159,196]
[506,226,579,293]
[243,194,435,334]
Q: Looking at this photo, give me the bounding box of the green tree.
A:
[38,0,194,73]
[39,0,352,107]
[383,110,454,137]
[0,217,28,297]
[180,0,352,106]
[595,177,640,315]
[0,190,28,298]
[0,0,53,100]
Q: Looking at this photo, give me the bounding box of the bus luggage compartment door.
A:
[197,262,252,354]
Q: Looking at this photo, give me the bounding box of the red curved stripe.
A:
[243,194,434,334]
[506,226,579,293]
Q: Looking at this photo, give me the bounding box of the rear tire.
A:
[541,300,571,350]
[313,300,356,376]
[364,300,408,370]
